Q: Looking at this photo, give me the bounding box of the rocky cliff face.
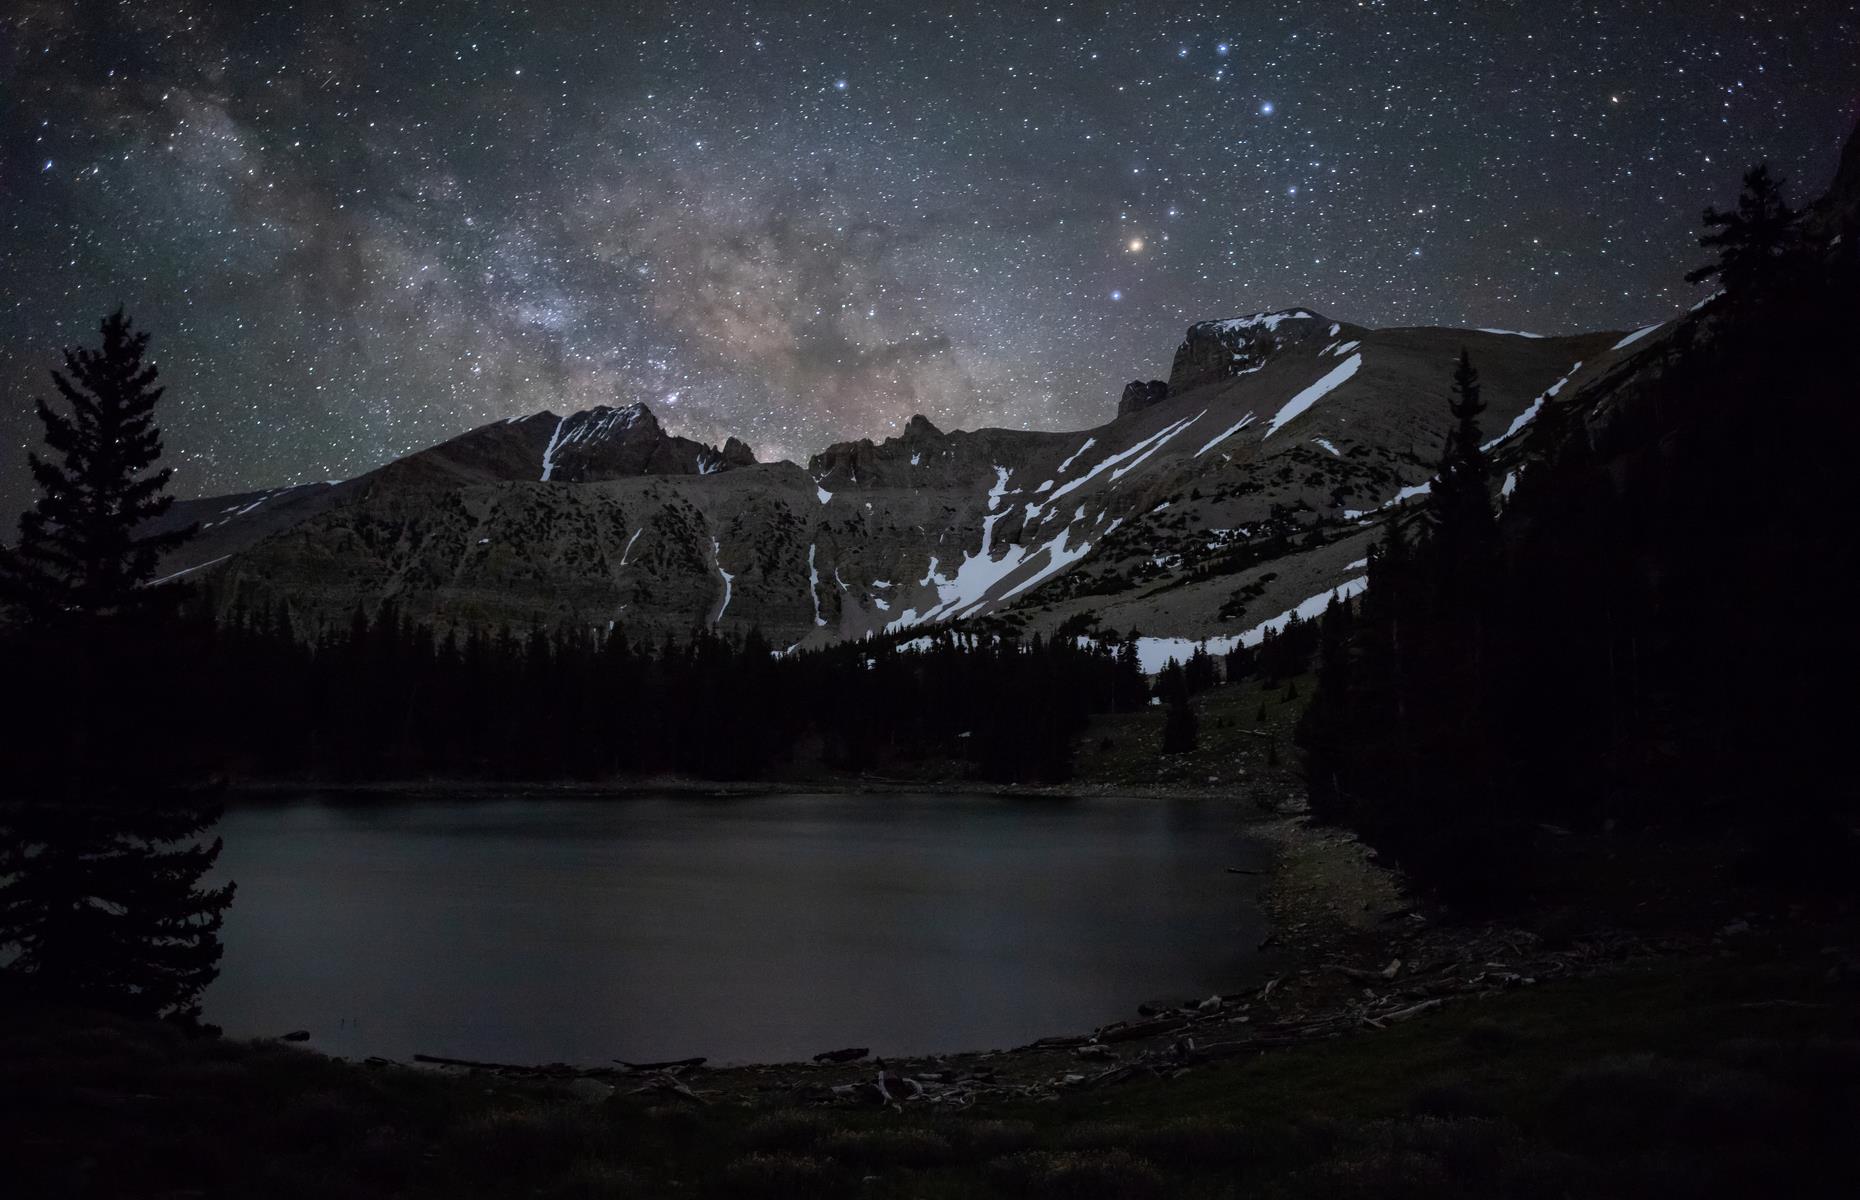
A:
[1117,380,1169,417]
[1167,309,1335,393]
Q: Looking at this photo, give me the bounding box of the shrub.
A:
[442,1107,610,1182]
[1054,1120,1137,1151]
[739,1111,834,1152]
[956,1118,1037,1157]
[537,1159,647,1199]
[718,1152,851,1199]
[815,1126,952,1167]
[1296,1117,1579,1200]
[988,1149,1165,1199]
[1129,1117,1254,1167]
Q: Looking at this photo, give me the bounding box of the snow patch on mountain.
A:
[539,415,570,481]
[986,465,1012,510]
[149,554,231,587]
[1109,410,1204,481]
[1208,308,1320,334]
[1196,412,1256,456]
[1131,575,1368,673]
[1027,414,1200,522]
[1056,437,1096,474]
[808,543,826,627]
[1611,322,1663,350]
[711,539,734,625]
[1483,360,1583,451]
[1263,353,1362,439]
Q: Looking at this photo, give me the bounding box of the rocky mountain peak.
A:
[809,414,951,482]
[538,400,754,483]
[720,436,758,468]
[1168,308,1334,394]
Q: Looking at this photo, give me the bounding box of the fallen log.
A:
[812,1046,870,1064]
[1097,1016,1189,1044]
[1382,998,1445,1023]
[413,1052,531,1071]
[1016,1034,1091,1051]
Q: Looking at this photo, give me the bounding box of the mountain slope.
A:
[162,312,1646,651]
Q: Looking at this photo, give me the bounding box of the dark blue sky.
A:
[3,1,1856,512]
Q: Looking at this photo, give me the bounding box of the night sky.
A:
[3,2,1856,513]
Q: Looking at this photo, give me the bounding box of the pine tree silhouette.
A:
[1,309,196,620]
[0,311,233,1022]
[1684,163,1800,299]
[1429,349,1496,571]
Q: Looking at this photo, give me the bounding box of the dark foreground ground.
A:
[8,940,1859,1199]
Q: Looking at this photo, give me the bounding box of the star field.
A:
[3,1,1856,512]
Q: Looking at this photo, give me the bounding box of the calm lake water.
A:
[207,793,1268,1065]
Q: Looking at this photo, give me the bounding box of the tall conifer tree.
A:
[0,311,233,1022]
[1684,163,1800,299]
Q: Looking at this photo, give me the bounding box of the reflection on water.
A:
[207,792,1268,1065]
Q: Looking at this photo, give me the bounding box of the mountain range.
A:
[137,120,1860,668]
[145,309,1689,665]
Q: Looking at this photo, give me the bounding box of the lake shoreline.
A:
[215,795,1414,1084]
[219,773,1259,804]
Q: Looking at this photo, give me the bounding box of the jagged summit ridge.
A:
[528,401,757,483]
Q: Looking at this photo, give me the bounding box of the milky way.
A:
[2,1,1856,513]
